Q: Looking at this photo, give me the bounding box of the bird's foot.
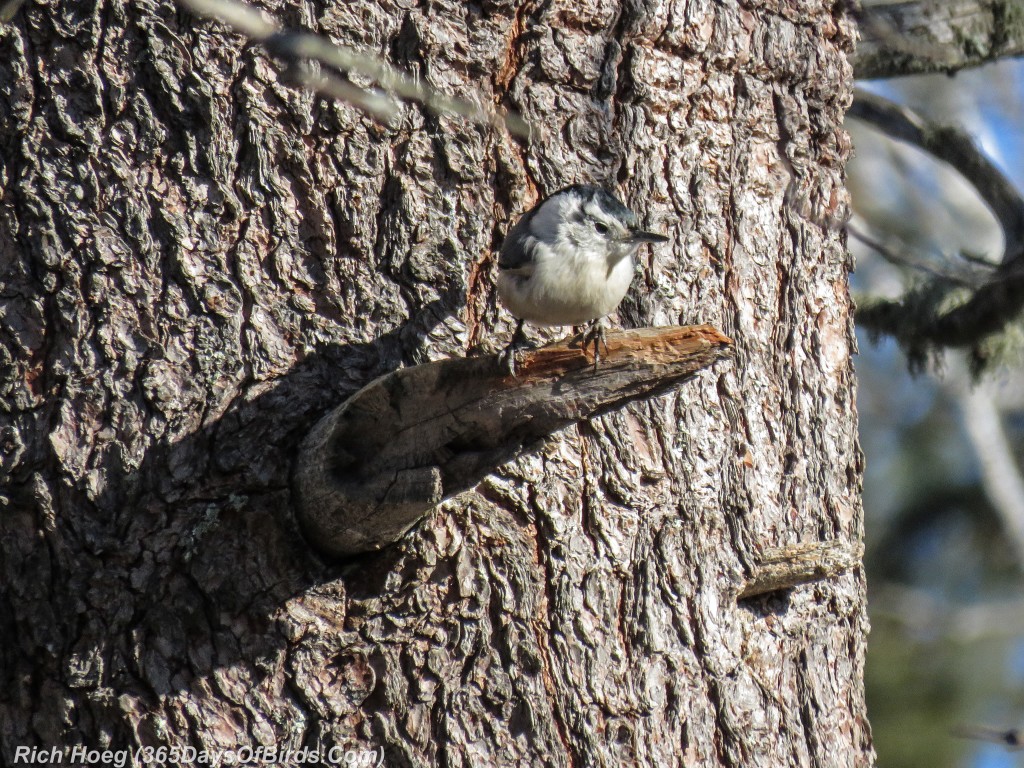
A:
[498,320,532,376]
[576,320,609,370]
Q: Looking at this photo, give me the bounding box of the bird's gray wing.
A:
[498,210,540,276]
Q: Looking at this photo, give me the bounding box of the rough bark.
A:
[0,1,869,766]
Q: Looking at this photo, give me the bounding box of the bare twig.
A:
[872,582,1024,641]
[952,724,1024,750]
[850,90,1024,251]
[286,63,401,123]
[848,222,984,287]
[176,0,528,134]
[850,90,1024,353]
[854,0,1024,79]
[956,369,1024,565]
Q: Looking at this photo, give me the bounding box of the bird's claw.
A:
[499,320,532,377]
[578,320,608,370]
[498,344,525,376]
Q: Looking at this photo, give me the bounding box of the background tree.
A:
[846,3,1024,765]
[0,0,871,765]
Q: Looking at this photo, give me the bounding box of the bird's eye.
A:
[594,221,609,235]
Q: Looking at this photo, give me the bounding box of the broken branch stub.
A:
[293,324,733,557]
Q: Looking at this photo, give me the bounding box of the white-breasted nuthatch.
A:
[496,184,668,370]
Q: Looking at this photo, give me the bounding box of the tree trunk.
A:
[0,0,871,766]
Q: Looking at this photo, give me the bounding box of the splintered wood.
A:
[294,324,733,556]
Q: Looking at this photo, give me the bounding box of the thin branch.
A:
[849,90,1024,352]
[872,582,1024,642]
[946,729,1019,753]
[854,0,1024,79]
[957,375,1024,565]
[284,63,402,123]
[849,90,1024,250]
[176,0,528,135]
[952,724,1024,751]
[848,222,983,286]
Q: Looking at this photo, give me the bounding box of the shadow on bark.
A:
[10,295,462,712]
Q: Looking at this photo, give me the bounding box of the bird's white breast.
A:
[497,240,635,327]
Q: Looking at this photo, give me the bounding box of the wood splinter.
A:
[293,324,733,557]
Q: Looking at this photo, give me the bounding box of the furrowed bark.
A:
[0,0,869,765]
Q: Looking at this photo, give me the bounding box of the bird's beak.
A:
[625,230,669,244]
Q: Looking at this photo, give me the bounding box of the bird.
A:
[496,184,669,372]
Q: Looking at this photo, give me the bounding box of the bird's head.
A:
[529,184,668,263]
